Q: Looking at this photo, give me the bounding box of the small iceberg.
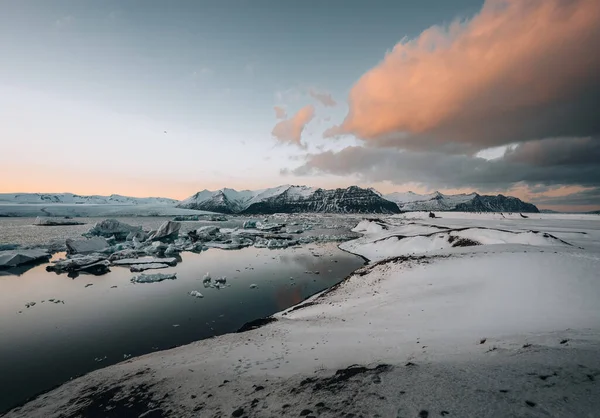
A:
[130,272,177,284]
[189,290,204,298]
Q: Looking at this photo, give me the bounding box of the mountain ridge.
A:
[0,188,541,214]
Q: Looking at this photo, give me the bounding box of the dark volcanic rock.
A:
[454,194,539,213]
[243,186,400,215]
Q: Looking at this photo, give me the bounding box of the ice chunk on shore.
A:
[85,219,142,240]
[0,249,50,268]
[189,290,204,298]
[147,221,181,242]
[65,237,109,254]
[130,272,177,284]
[129,263,170,272]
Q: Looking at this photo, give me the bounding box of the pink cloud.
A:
[274,106,287,119]
[271,105,315,148]
[331,0,600,150]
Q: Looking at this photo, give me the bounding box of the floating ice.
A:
[189,290,204,298]
[130,272,177,284]
[243,220,258,229]
[33,216,84,226]
[65,237,109,255]
[249,284,258,289]
[129,263,170,272]
[146,221,181,242]
[112,257,177,267]
[0,249,50,268]
[85,219,142,240]
[47,255,110,275]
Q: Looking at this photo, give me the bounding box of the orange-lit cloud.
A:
[274,106,287,119]
[329,0,600,151]
[309,89,336,107]
[271,105,315,148]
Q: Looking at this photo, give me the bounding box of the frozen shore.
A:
[5,213,600,417]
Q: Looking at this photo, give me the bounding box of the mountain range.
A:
[384,191,539,213]
[177,185,401,214]
[177,185,539,214]
[0,187,541,214]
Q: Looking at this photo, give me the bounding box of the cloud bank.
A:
[326,0,600,152]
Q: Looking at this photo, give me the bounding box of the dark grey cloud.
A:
[504,136,600,166]
[291,137,600,194]
[529,188,600,207]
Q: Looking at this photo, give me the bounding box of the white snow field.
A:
[5,213,600,417]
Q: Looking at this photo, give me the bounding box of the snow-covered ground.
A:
[5,213,600,417]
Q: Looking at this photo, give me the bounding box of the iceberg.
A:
[130,272,177,284]
[85,219,142,240]
[189,290,204,298]
[112,257,177,267]
[146,221,181,242]
[65,237,109,254]
[46,255,110,275]
[243,220,259,229]
[126,230,149,242]
[33,216,84,226]
[129,263,170,272]
[0,249,50,268]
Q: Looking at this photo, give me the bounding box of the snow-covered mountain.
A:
[0,193,178,206]
[178,185,400,214]
[385,191,539,213]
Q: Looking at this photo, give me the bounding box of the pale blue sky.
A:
[0,0,481,197]
[2,0,598,211]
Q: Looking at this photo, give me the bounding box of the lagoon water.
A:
[0,217,364,412]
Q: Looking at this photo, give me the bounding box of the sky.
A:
[1,0,599,211]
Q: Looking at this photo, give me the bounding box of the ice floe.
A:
[129,263,170,272]
[130,272,177,284]
[33,217,84,226]
[0,249,50,268]
[65,237,109,254]
[189,290,204,298]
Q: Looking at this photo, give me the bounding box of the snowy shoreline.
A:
[4,212,600,417]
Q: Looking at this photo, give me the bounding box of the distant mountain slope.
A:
[0,193,178,205]
[178,185,400,214]
[385,191,539,213]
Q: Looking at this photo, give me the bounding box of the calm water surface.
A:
[0,217,364,412]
